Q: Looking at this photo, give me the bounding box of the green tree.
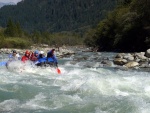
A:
[85,0,150,52]
[16,22,23,37]
[4,18,17,37]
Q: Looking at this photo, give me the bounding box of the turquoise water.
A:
[0,53,150,113]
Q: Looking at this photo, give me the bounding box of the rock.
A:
[139,64,150,68]
[113,58,128,66]
[145,49,150,58]
[127,56,134,61]
[101,60,112,66]
[124,61,139,68]
[123,54,134,61]
[115,53,125,58]
[135,58,140,62]
[135,52,147,60]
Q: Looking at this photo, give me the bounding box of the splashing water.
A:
[0,52,150,113]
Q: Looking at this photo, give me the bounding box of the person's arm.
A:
[8,54,12,60]
[21,56,26,63]
[16,54,21,60]
[52,55,58,64]
[30,56,38,61]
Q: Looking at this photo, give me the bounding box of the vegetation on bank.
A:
[0,0,115,50]
[0,0,150,52]
[84,0,150,52]
[0,19,83,49]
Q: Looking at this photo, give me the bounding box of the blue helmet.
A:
[34,50,39,54]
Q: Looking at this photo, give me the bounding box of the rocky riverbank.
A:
[0,46,76,58]
[113,49,150,70]
[1,46,150,71]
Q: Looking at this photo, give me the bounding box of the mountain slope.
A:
[0,0,116,32]
[0,2,15,8]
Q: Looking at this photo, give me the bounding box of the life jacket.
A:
[47,50,57,63]
[21,55,29,63]
[30,53,38,61]
[38,57,47,63]
[47,51,53,58]
[8,54,19,61]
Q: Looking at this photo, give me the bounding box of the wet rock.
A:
[135,52,147,60]
[123,53,134,61]
[101,60,112,66]
[145,49,150,58]
[124,61,139,68]
[138,60,150,68]
[113,58,127,66]
[115,53,125,58]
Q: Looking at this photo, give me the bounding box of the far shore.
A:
[0,46,150,70]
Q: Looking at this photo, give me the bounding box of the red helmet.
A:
[25,50,30,55]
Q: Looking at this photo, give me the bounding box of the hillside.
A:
[84,0,150,52]
[0,0,116,32]
[0,2,15,8]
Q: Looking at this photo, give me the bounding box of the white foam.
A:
[0,99,19,112]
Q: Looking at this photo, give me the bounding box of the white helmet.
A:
[40,51,44,54]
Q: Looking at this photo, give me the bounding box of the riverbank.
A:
[0,46,150,71]
[0,46,78,58]
[113,49,150,69]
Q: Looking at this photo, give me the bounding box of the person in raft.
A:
[21,50,30,63]
[35,51,46,67]
[47,49,58,67]
[8,50,20,61]
[6,50,21,68]
[30,50,39,62]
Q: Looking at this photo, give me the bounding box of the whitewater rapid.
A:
[0,52,150,113]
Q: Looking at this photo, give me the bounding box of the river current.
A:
[0,52,150,113]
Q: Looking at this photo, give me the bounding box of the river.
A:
[0,52,150,113]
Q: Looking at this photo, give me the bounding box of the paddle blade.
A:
[57,68,61,74]
[0,61,6,66]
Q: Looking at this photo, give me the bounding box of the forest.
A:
[84,0,150,52]
[0,0,116,49]
[0,0,149,52]
[0,0,116,32]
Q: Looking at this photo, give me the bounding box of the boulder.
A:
[101,60,112,66]
[135,52,147,60]
[145,49,150,58]
[113,58,127,66]
[125,61,139,68]
[115,53,125,58]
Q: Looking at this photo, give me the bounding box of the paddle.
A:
[0,61,7,66]
[56,67,61,74]
[56,63,61,74]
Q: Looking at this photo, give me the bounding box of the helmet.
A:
[34,50,39,54]
[51,49,55,53]
[25,50,30,55]
[40,51,44,54]
[52,49,55,51]
[12,50,17,53]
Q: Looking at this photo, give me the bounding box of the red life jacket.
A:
[30,53,38,61]
[21,55,29,63]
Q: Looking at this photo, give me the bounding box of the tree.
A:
[16,22,23,37]
[4,18,17,37]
